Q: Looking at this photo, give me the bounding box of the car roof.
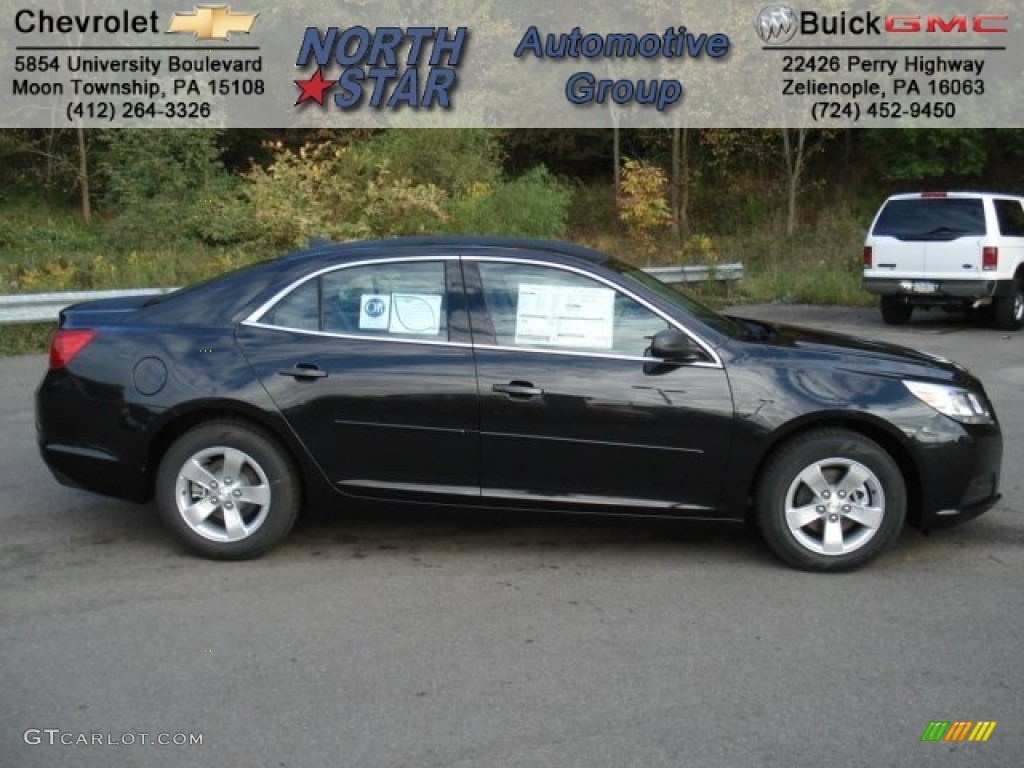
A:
[140,237,615,327]
[885,191,1024,201]
[283,236,612,266]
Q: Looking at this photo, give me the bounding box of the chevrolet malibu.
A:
[36,238,1003,571]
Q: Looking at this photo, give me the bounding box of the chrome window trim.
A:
[240,321,473,350]
[241,252,723,368]
[236,326,716,368]
[244,255,459,324]
[472,343,717,368]
[468,256,723,368]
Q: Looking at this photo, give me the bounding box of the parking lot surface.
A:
[2,305,1022,767]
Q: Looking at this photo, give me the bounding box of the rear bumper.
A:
[864,277,1016,303]
[38,442,151,503]
[36,372,153,503]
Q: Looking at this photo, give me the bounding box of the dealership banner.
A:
[0,0,1019,128]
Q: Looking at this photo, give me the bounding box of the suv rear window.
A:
[872,198,985,241]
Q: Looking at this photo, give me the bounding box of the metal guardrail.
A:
[0,288,175,325]
[643,263,745,284]
[0,264,743,326]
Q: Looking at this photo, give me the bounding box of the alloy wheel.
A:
[783,457,885,556]
[174,446,272,543]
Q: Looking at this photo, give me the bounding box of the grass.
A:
[571,183,872,308]
[0,205,276,356]
[0,202,273,295]
[0,323,54,357]
[1,186,874,355]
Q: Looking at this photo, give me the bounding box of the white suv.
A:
[863,192,1024,330]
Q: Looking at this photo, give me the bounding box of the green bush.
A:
[617,158,670,243]
[0,219,16,248]
[99,130,237,245]
[0,209,107,264]
[365,129,503,192]
[206,133,568,248]
[211,141,449,250]
[446,166,571,238]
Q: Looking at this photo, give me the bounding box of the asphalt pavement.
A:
[1,304,1022,767]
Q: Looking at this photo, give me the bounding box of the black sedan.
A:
[36,238,1002,571]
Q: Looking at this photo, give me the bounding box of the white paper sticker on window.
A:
[514,284,614,349]
[359,294,391,330]
[389,293,443,335]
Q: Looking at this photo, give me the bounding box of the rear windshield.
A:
[872,198,985,241]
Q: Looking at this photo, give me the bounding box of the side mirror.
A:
[649,328,705,363]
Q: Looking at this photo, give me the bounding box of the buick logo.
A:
[755,4,798,44]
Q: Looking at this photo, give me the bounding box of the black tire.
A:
[755,430,906,572]
[879,297,912,325]
[156,421,300,559]
[992,279,1024,331]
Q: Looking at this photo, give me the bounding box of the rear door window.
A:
[994,199,1024,236]
[321,262,448,339]
[256,261,450,341]
[873,198,985,241]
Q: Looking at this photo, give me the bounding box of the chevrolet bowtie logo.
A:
[167,5,258,41]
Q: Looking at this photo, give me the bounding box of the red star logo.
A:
[294,68,333,106]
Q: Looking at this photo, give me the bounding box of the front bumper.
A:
[910,420,1002,530]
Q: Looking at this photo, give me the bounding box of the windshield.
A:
[611,260,747,339]
[873,198,985,241]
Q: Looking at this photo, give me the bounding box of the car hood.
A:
[726,317,972,383]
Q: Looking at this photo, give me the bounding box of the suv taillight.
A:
[49,329,97,369]
[982,246,998,271]
[863,246,873,268]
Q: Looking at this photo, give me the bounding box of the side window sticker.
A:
[390,293,443,335]
[359,294,391,330]
[514,283,615,349]
[358,292,443,335]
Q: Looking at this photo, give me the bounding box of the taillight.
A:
[863,246,873,268]
[921,191,948,198]
[982,246,998,271]
[49,329,97,369]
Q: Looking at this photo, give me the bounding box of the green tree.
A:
[862,130,988,181]
[0,129,96,222]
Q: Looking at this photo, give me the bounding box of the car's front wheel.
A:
[756,430,906,571]
[156,421,300,559]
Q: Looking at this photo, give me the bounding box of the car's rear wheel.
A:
[156,421,299,559]
[993,278,1024,331]
[756,430,906,571]
[879,297,912,325]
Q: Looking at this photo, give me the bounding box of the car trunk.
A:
[58,295,154,328]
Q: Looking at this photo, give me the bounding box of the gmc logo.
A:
[885,15,1008,33]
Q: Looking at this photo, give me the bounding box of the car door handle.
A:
[493,381,544,399]
[278,364,328,380]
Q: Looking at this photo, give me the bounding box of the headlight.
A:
[903,381,993,424]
